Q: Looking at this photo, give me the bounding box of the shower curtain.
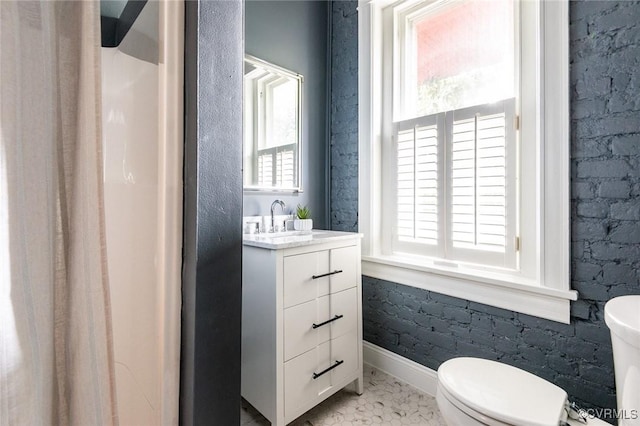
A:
[0,1,118,425]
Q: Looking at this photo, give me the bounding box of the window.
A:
[390,0,517,270]
[393,100,517,268]
[359,0,576,323]
[245,65,298,188]
[395,0,515,119]
[257,76,297,187]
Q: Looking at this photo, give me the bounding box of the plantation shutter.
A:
[394,113,444,256]
[450,112,507,250]
[392,99,516,267]
[258,153,273,186]
[257,144,296,188]
[446,99,516,266]
[276,148,295,187]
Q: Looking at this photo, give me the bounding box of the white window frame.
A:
[358,0,577,323]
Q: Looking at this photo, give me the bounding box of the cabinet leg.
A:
[355,376,364,395]
[345,376,364,395]
[275,412,286,426]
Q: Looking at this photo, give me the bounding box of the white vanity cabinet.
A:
[242,231,363,426]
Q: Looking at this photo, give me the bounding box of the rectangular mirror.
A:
[244,55,303,192]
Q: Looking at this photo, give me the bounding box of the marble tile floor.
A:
[241,365,446,426]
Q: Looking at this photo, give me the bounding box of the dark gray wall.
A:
[181,0,243,424]
[244,0,329,228]
[329,1,358,232]
[330,0,640,419]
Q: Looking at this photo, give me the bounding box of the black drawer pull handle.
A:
[312,270,343,280]
[312,314,344,329]
[312,360,344,380]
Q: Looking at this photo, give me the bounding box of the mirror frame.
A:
[243,54,304,193]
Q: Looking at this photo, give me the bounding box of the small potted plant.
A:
[294,204,313,231]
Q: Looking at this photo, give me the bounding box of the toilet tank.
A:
[605,295,640,426]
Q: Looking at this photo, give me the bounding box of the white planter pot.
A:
[293,219,313,231]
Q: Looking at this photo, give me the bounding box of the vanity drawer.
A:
[329,287,358,340]
[283,287,358,361]
[284,331,358,422]
[283,250,330,308]
[284,245,358,309]
[284,340,331,422]
[284,296,330,361]
[329,331,359,384]
[329,245,359,294]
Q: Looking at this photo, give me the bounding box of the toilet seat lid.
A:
[438,357,568,426]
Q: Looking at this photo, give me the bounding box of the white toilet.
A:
[436,357,608,425]
[436,295,640,426]
[605,295,640,426]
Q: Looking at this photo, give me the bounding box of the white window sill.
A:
[361,255,578,324]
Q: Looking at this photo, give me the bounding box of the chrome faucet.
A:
[270,200,286,232]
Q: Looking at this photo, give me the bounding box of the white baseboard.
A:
[363,341,439,397]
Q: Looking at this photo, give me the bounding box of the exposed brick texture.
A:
[330,1,359,232]
[330,0,640,418]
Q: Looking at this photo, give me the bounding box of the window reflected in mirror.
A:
[244,55,303,192]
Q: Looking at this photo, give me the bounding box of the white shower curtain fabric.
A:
[0,1,118,425]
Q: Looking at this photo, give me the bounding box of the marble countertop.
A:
[242,229,362,250]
